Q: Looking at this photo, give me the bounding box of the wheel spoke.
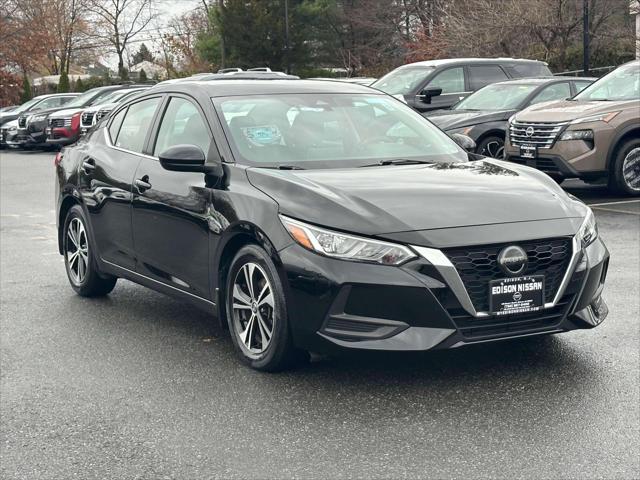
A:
[256,313,272,345]
[240,315,255,348]
[233,284,252,307]
[243,264,256,299]
[67,228,78,249]
[259,292,274,308]
[78,255,85,281]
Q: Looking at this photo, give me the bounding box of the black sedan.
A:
[425,77,595,158]
[55,76,609,371]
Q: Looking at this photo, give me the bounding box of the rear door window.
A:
[108,108,127,143]
[468,65,508,90]
[114,97,161,153]
[426,67,465,94]
[573,81,592,93]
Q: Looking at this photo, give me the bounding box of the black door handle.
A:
[82,158,95,174]
[135,175,152,193]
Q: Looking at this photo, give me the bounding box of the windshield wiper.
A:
[361,159,434,167]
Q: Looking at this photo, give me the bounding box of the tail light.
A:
[54,152,63,166]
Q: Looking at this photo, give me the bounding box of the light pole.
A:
[583,0,590,75]
[284,0,291,74]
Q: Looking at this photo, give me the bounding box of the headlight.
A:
[448,126,474,136]
[8,126,17,132]
[570,111,619,125]
[30,114,48,123]
[559,129,593,141]
[578,208,598,248]
[280,215,416,265]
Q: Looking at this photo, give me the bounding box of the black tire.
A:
[224,244,303,371]
[477,135,505,159]
[63,205,117,297]
[608,138,640,196]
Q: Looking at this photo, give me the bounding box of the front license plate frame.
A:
[489,275,545,316]
[520,144,537,159]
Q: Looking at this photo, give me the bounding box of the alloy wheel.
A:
[482,140,505,159]
[66,217,89,285]
[622,147,640,192]
[231,262,275,356]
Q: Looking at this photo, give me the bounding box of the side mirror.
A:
[450,133,476,152]
[417,87,443,103]
[158,144,221,175]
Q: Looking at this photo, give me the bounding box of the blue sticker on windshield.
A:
[242,125,282,146]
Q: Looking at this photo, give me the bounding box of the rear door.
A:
[467,65,509,92]
[131,94,214,299]
[81,95,162,270]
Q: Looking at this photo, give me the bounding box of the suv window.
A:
[32,97,64,111]
[529,82,571,105]
[154,97,211,156]
[426,67,465,94]
[505,63,552,77]
[108,108,127,143]
[468,65,508,90]
[573,80,592,93]
[114,97,160,153]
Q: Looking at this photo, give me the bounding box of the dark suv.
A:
[372,58,552,112]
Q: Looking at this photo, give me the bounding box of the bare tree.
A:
[88,0,156,79]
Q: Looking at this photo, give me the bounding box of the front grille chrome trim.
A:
[412,236,580,318]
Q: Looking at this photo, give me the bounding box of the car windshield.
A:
[64,89,111,108]
[93,89,129,105]
[454,83,538,110]
[14,97,43,113]
[371,67,435,95]
[574,62,640,101]
[214,93,466,169]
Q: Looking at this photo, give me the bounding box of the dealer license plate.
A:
[520,144,537,159]
[489,275,544,316]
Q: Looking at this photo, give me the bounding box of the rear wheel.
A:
[609,138,640,196]
[63,205,117,296]
[225,244,302,371]
[477,135,505,159]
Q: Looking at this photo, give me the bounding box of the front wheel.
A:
[225,244,303,371]
[609,139,640,196]
[63,205,117,296]
[477,136,505,159]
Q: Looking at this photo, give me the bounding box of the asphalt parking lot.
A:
[1,149,638,479]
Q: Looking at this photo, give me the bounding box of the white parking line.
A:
[589,199,640,207]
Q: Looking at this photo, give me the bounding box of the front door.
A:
[131,95,214,299]
[79,97,162,269]
[412,67,469,112]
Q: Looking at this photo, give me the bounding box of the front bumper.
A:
[280,235,609,354]
[14,123,48,147]
[46,127,79,146]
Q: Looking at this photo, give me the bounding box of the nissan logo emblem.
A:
[497,245,528,276]
[525,126,535,137]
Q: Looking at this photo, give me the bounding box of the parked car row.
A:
[0,84,150,150]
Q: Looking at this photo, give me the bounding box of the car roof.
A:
[490,76,597,86]
[35,93,80,99]
[151,79,378,97]
[397,57,549,69]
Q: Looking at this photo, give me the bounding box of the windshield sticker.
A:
[242,125,282,146]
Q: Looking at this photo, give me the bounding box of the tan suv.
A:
[504,61,640,195]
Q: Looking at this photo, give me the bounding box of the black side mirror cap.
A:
[417,87,443,103]
[159,144,219,174]
[450,133,476,152]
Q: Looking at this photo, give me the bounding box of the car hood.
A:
[49,107,85,119]
[246,160,585,238]
[515,99,636,123]
[1,119,19,128]
[425,109,514,130]
[0,112,19,126]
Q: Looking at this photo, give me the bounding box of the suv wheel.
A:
[477,136,504,159]
[609,138,640,196]
[63,205,117,296]
[225,245,302,371]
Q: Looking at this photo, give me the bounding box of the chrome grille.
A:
[81,111,95,126]
[17,116,26,128]
[49,118,71,128]
[95,109,111,121]
[509,121,566,149]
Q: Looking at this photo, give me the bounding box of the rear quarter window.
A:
[506,63,552,77]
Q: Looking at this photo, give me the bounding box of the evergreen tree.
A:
[74,77,85,92]
[57,71,70,93]
[138,68,148,82]
[133,43,154,64]
[20,76,32,103]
